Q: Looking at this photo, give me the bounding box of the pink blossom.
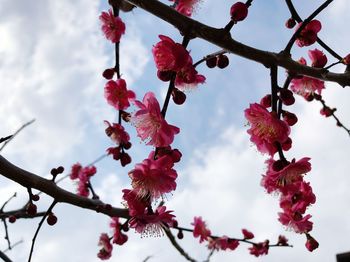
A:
[308,49,327,68]
[230,2,248,22]
[175,63,206,91]
[128,152,178,200]
[249,240,269,257]
[207,236,239,251]
[132,92,180,147]
[110,217,128,245]
[242,229,254,239]
[290,76,325,100]
[122,189,149,217]
[278,212,313,233]
[244,103,290,156]
[104,79,135,110]
[69,164,97,197]
[97,233,113,260]
[191,216,211,243]
[295,20,321,47]
[152,35,190,72]
[279,181,316,214]
[169,0,201,17]
[99,9,125,43]
[70,163,82,180]
[129,206,175,236]
[264,158,311,189]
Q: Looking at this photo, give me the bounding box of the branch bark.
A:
[124,0,350,87]
[0,155,129,219]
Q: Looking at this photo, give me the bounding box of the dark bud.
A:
[26,203,37,216]
[177,230,184,239]
[172,89,186,105]
[279,89,295,106]
[282,111,298,126]
[260,94,272,108]
[50,168,58,176]
[305,93,314,102]
[102,68,115,80]
[206,56,217,68]
[47,214,58,226]
[285,18,296,29]
[120,153,132,167]
[56,166,64,174]
[32,194,40,202]
[217,54,229,69]
[8,216,16,223]
[123,141,132,150]
[157,70,172,82]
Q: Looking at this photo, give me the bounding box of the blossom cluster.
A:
[243,19,327,252]
[190,216,289,257]
[69,163,97,197]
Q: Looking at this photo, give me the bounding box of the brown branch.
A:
[0,155,129,219]
[0,251,12,262]
[0,119,35,152]
[124,0,350,87]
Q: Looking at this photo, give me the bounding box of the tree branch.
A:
[124,0,350,87]
[0,155,129,219]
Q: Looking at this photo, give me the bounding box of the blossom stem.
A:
[277,76,292,119]
[284,0,334,55]
[160,36,190,118]
[112,6,121,79]
[270,65,278,113]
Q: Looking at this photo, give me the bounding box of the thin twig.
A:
[3,239,23,253]
[28,201,57,262]
[163,227,197,262]
[0,119,35,152]
[1,219,11,251]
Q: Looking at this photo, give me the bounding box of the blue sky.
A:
[1,0,350,261]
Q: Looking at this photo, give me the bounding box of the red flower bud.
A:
[230,2,248,22]
[285,18,296,29]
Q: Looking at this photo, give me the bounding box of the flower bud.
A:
[230,2,248,22]
[206,56,217,68]
[285,18,296,29]
[279,89,295,106]
[102,68,115,80]
[217,54,229,69]
[172,89,186,105]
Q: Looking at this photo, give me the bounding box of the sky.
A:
[0,0,350,261]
